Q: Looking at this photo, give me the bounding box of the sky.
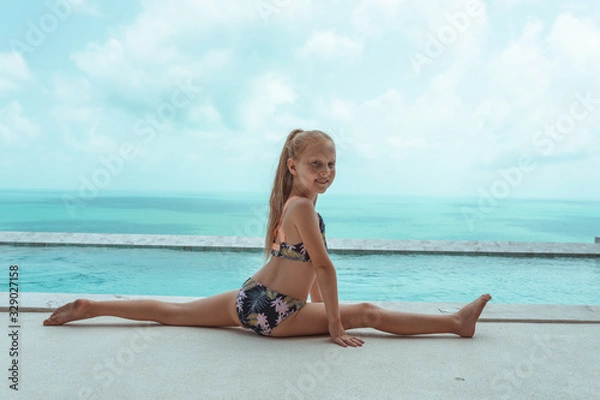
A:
[1,0,599,200]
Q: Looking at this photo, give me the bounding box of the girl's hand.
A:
[329,323,364,347]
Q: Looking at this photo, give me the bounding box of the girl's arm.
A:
[291,199,362,347]
[312,261,344,335]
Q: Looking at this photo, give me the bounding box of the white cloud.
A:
[296,31,364,61]
[61,118,119,154]
[468,16,600,172]
[398,0,489,78]
[255,0,314,24]
[44,150,74,163]
[188,104,223,125]
[321,88,449,163]
[486,19,552,107]
[327,97,356,121]
[163,49,233,84]
[353,0,487,40]
[388,136,428,150]
[50,105,95,123]
[547,12,600,74]
[240,72,297,131]
[0,52,32,93]
[494,0,540,7]
[70,0,102,16]
[472,98,513,127]
[0,52,31,80]
[2,0,599,198]
[71,38,146,88]
[319,86,477,195]
[69,1,246,98]
[122,0,256,61]
[418,69,463,122]
[50,74,92,102]
[0,101,39,146]
[351,0,411,36]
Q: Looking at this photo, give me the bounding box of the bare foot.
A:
[43,299,92,326]
[456,294,492,338]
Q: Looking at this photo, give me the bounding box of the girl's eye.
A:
[312,161,320,167]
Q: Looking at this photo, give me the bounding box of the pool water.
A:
[1,245,599,305]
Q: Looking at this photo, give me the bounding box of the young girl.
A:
[44,129,491,347]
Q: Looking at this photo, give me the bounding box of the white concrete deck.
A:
[1,293,599,399]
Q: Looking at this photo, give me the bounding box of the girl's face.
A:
[288,140,336,195]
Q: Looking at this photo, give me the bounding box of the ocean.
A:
[2,190,599,303]
[0,190,598,243]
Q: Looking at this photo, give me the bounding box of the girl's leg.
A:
[43,290,243,328]
[271,294,491,338]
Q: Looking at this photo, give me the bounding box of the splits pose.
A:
[45,129,491,347]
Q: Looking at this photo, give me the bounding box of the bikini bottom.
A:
[236,278,305,336]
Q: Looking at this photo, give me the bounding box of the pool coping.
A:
[4,292,600,324]
[1,231,600,257]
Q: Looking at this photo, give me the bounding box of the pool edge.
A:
[1,231,600,257]
[5,292,600,323]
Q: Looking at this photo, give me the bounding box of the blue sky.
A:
[1,0,599,200]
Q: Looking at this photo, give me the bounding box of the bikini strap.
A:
[272,196,300,245]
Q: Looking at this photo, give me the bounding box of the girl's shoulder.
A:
[284,196,315,219]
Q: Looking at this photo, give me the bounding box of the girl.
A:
[44,129,491,347]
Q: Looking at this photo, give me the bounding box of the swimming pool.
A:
[2,245,598,305]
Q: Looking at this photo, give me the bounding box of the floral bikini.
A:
[270,212,327,262]
[236,278,306,336]
[236,205,327,336]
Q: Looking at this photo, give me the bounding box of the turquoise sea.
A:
[0,190,598,242]
[1,190,599,303]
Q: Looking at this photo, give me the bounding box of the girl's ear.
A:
[287,158,297,176]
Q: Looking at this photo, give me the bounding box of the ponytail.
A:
[264,129,334,259]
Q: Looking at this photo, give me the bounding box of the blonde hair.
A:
[264,128,334,259]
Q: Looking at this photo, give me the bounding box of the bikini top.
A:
[271,211,327,263]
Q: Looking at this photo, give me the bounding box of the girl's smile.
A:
[288,141,336,196]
